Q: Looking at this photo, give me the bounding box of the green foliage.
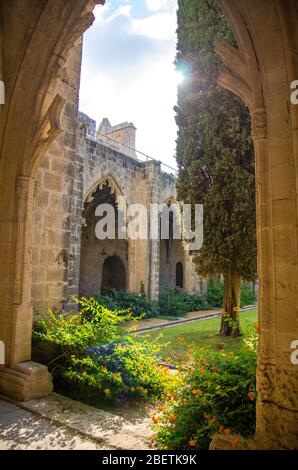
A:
[33,297,174,404]
[63,338,175,403]
[206,280,224,307]
[207,280,256,307]
[158,289,209,317]
[33,297,131,353]
[175,0,256,282]
[96,286,158,318]
[240,282,257,307]
[152,331,257,450]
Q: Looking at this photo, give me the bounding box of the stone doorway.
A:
[79,180,128,297]
[101,255,126,294]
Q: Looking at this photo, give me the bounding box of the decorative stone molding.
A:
[16,176,31,199]
[251,107,268,141]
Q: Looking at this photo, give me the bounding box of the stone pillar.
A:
[146,161,161,300]
[0,176,52,400]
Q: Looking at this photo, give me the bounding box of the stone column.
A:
[0,176,52,400]
[146,161,161,300]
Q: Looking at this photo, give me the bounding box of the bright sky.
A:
[79,0,179,169]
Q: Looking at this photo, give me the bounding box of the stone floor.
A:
[0,393,153,450]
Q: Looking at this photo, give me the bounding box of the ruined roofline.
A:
[78,111,177,179]
[105,122,137,133]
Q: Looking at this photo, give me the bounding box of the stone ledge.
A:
[18,392,152,450]
[0,361,53,401]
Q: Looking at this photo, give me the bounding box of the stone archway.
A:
[102,255,126,293]
[79,178,128,298]
[0,0,103,401]
[215,0,298,449]
[0,0,297,450]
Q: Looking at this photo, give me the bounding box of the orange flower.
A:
[221,309,227,315]
[219,425,225,433]
[211,367,217,374]
[224,428,231,435]
[103,388,110,396]
[255,325,262,334]
[188,440,198,447]
[248,391,255,401]
[149,434,156,441]
[200,368,205,374]
[157,405,164,412]
[87,381,93,386]
[168,414,177,422]
[231,437,240,449]
[151,414,158,424]
[165,357,172,363]
[233,306,240,312]
[192,389,203,395]
[176,336,185,341]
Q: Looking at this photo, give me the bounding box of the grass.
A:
[141,309,258,362]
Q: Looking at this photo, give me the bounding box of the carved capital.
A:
[16,176,30,199]
[251,107,268,141]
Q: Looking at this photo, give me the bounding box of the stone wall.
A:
[31,40,83,319]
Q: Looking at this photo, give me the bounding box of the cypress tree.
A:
[175,0,257,336]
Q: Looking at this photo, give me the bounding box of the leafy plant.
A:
[152,333,257,449]
[33,297,175,404]
[207,280,256,308]
[96,286,158,318]
[158,289,209,317]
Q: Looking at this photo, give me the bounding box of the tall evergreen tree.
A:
[175,0,256,336]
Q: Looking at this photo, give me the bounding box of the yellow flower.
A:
[82,371,88,376]
[192,388,203,395]
[103,388,110,396]
[130,387,136,392]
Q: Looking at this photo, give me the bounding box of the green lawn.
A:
[141,309,258,362]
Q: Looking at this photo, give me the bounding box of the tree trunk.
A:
[220,267,241,337]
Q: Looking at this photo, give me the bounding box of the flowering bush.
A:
[64,338,175,403]
[33,297,175,404]
[152,330,257,449]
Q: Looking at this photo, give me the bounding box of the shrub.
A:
[33,297,174,404]
[207,280,256,308]
[64,338,175,403]
[152,330,257,450]
[206,280,224,307]
[158,289,209,317]
[96,286,158,318]
[240,282,257,307]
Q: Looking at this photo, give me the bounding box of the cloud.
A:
[132,12,177,40]
[79,1,178,168]
[145,0,177,13]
